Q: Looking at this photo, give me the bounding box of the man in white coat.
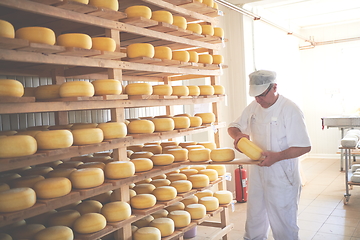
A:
[228,70,311,240]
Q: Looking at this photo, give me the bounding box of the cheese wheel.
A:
[16,130,41,138]
[213,2,218,8]
[166,202,185,212]
[211,147,235,162]
[71,123,98,130]
[188,148,211,162]
[152,186,177,201]
[75,200,102,215]
[73,0,89,3]
[214,27,224,38]
[199,169,218,181]
[172,86,189,96]
[179,141,197,148]
[0,130,17,136]
[188,51,199,63]
[69,168,104,189]
[101,201,131,222]
[149,218,175,237]
[0,19,14,38]
[185,203,206,219]
[73,213,106,234]
[130,151,154,159]
[10,175,45,188]
[92,79,122,95]
[167,173,187,182]
[168,148,188,162]
[142,144,162,154]
[72,128,104,145]
[152,84,172,96]
[188,174,210,188]
[180,169,198,178]
[186,145,205,151]
[134,227,161,240]
[134,215,154,228]
[168,210,191,228]
[172,51,190,62]
[35,130,73,149]
[187,85,200,96]
[151,10,173,24]
[212,55,223,64]
[0,135,37,158]
[152,173,167,180]
[0,79,24,97]
[16,27,56,45]
[133,183,156,194]
[172,16,187,29]
[151,179,171,188]
[214,190,233,205]
[127,43,155,58]
[0,187,36,212]
[131,158,153,172]
[201,25,214,36]
[154,46,172,60]
[127,144,143,152]
[186,23,202,34]
[105,161,135,179]
[199,85,215,95]
[151,118,175,132]
[181,195,198,206]
[33,177,72,199]
[125,5,152,19]
[57,33,92,49]
[11,224,45,239]
[89,0,118,10]
[48,209,81,227]
[151,154,174,165]
[60,81,94,97]
[34,85,61,100]
[126,82,153,95]
[0,183,10,192]
[33,226,74,240]
[97,122,127,139]
[172,116,190,129]
[237,137,263,160]
[170,180,192,193]
[198,54,213,64]
[199,196,219,211]
[195,189,213,199]
[0,233,12,240]
[130,194,156,209]
[202,0,214,7]
[162,145,181,154]
[190,165,206,171]
[206,165,226,176]
[197,142,216,150]
[20,166,53,176]
[195,112,215,124]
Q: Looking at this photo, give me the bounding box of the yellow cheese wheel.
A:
[168,210,191,228]
[179,141,197,148]
[152,186,177,201]
[195,189,213,200]
[16,27,56,45]
[201,25,214,36]
[34,85,61,100]
[214,190,233,205]
[151,154,174,166]
[128,144,143,152]
[198,54,213,64]
[213,2,218,8]
[152,173,167,180]
[237,137,263,160]
[151,10,173,24]
[130,193,157,209]
[188,174,210,188]
[195,112,216,124]
[210,147,235,162]
[166,202,184,212]
[125,5,152,19]
[168,148,188,162]
[33,226,74,240]
[188,148,211,162]
[11,224,45,239]
[199,85,215,95]
[202,0,214,7]
[214,27,224,38]
[172,85,189,96]
[180,169,198,178]
[187,85,200,96]
[130,151,153,159]
[0,183,10,192]
[33,177,72,199]
[133,183,156,194]
[142,144,162,154]
[10,175,45,188]
[20,166,53,176]
[105,161,135,179]
[134,227,161,240]
[212,55,223,64]
[57,33,92,49]
[172,116,190,129]
[0,130,17,136]
[185,203,206,219]
[0,135,37,158]
[197,142,216,150]
[97,122,127,139]
[170,180,192,193]
[172,16,187,29]
[188,51,199,63]
[72,0,89,3]
[35,130,73,150]
[0,233,12,240]
[186,144,205,151]
[0,79,24,97]
[92,79,122,95]
[152,209,169,219]
[149,218,175,237]
[131,158,153,172]
[172,51,190,62]
[167,173,187,182]
[71,123,98,129]
[72,128,104,145]
[150,179,171,188]
[199,196,219,211]
[0,187,36,212]
[77,161,105,170]
[73,213,106,234]
[91,37,116,52]
[0,19,14,38]
[89,0,118,10]
[59,81,94,97]
[151,118,174,132]
[125,82,153,95]
[186,23,202,34]
[154,46,172,60]
[0,172,21,184]
[101,201,131,222]
[69,168,104,189]
[190,165,206,171]
[199,169,218,181]
[152,84,172,96]
[127,43,155,58]
[48,209,81,227]
[187,116,202,127]
[134,215,154,228]
[213,84,225,94]
[206,165,226,176]
[162,145,181,154]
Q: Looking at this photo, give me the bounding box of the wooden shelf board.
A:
[131,204,165,215]
[89,51,127,60]
[17,42,66,54]
[128,95,160,100]
[0,96,35,103]
[0,37,29,50]
[0,203,47,227]
[36,191,81,209]
[86,8,127,21]
[156,196,183,206]
[121,17,159,28]
[74,182,114,199]
[56,47,102,57]
[74,225,114,240]
[54,0,98,14]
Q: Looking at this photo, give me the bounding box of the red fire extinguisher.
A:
[235,165,248,203]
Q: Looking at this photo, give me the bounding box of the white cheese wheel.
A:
[97,122,127,139]
[59,81,95,97]
[16,27,56,45]
[33,226,74,240]
[167,173,187,182]
[199,196,219,211]
[101,201,131,222]
[105,161,135,179]
[69,168,104,189]
[187,85,200,96]
[154,46,172,60]
[172,116,190,129]
[214,27,224,38]
[128,119,155,134]
[186,23,202,34]
[198,54,213,64]
[149,218,175,237]
[188,174,210,188]
[72,128,104,145]
[168,210,191,228]
[166,202,185,212]
[92,79,122,95]
[212,55,223,65]
[91,37,116,52]
[151,179,171,188]
[151,154,175,165]
[188,51,199,63]
[130,151,154,159]
[127,43,155,58]
[11,224,45,239]
[181,195,198,206]
[89,0,118,10]
[130,193,157,209]
[125,5,152,19]
[33,177,72,199]
[57,33,92,49]
[9,175,45,188]
[199,169,218,181]
[133,183,156,194]
[188,148,211,162]
[34,85,61,100]
[0,187,36,212]
[180,169,198,178]
[0,19,14,38]
[75,200,102,214]
[206,165,226,176]
[195,189,213,200]
[214,190,233,205]
[197,141,216,150]
[151,10,173,24]
[48,209,81,227]
[131,158,153,172]
[73,213,106,234]
[185,203,206,219]
[172,16,187,29]
[35,130,73,150]
[172,86,189,96]
[134,227,161,240]
[172,51,190,62]
[210,147,235,162]
[142,144,162,154]
[151,118,175,132]
[0,135,37,158]
[170,180,192,193]
[195,112,215,124]
[152,84,172,95]
[199,85,215,95]
[152,186,177,201]
[201,25,214,36]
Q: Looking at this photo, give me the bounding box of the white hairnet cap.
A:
[249,70,277,97]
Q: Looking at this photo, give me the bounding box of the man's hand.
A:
[258,151,279,167]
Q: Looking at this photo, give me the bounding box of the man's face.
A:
[254,84,278,108]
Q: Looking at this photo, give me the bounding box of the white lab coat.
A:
[229,95,311,240]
